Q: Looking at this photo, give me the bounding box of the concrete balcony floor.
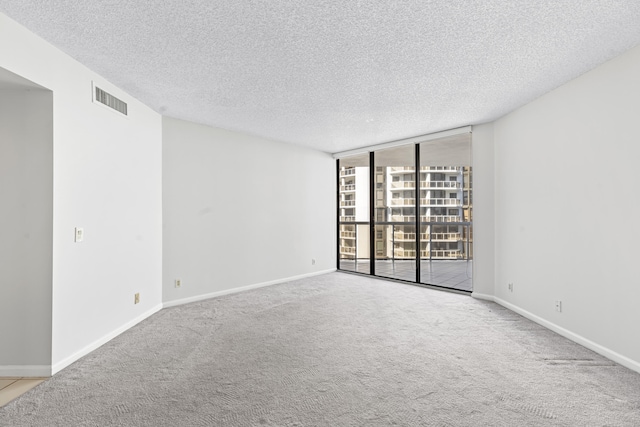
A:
[338,259,473,292]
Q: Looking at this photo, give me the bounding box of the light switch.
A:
[75,227,84,243]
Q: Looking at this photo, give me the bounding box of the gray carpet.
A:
[2,272,640,426]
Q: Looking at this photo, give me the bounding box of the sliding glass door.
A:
[337,131,473,292]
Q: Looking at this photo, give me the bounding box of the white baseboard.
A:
[494,297,640,375]
[163,269,337,309]
[471,292,495,302]
[0,365,51,377]
[51,303,163,375]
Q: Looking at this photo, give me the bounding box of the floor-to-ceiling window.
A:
[337,153,370,274]
[373,144,417,282]
[419,133,472,291]
[336,129,472,292]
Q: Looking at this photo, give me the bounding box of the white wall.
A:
[470,123,495,298]
[162,117,336,305]
[0,86,53,373]
[0,13,163,375]
[492,44,640,371]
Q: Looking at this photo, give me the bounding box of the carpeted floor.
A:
[2,272,640,426]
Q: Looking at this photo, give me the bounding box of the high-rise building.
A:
[338,164,472,263]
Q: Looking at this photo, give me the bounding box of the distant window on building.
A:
[449,193,457,199]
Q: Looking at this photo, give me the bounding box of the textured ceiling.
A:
[1,1,640,153]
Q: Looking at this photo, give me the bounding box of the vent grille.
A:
[94,86,128,116]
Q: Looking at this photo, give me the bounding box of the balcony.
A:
[340,184,356,192]
[338,258,473,292]
[340,168,356,177]
[390,215,416,222]
[390,181,415,189]
[422,198,461,207]
[426,250,463,259]
[340,231,356,239]
[393,231,429,241]
[393,249,416,258]
[422,215,461,222]
[388,215,463,223]
[340,216,356,222]
[422,181,461,189]
[390,198,415,206]
[423,166,461,172]
[429,232,461,241]
[340,200,356,207]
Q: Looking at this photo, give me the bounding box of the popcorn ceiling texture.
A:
[1,1,640,152]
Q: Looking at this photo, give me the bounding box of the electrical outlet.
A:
[74,227,84,243]
[508,283,513,292]
[175,279,182,288]
[134,293,140,304]
[555,300,562,312]
[311,259,316,265]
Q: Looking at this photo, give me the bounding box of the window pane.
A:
[338,153,370,275]
[373,144,416,281]
[419,132,472,291]
[338,153,369,222]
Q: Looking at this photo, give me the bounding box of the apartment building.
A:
[340,166,470,257]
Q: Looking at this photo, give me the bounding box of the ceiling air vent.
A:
[93,85,128,116]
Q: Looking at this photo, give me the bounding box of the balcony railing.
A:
[422,198,461,207]
[423,166,461,172]
[430,232,461,241]
[388,215,462,223]
[393,232,429,241]
[422,215,461,222]
[339,221,472,261]
[390,198,416,206]
[340,216,356,222]
[390,181,415,189]
[428,250,464,259]
[340,184,356,192]
[392,249,464,260]
[340,200,356,207]
[390,167,415,173]
[340,168,356,177]
[390,215,416,222]
[422,181,461,189]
